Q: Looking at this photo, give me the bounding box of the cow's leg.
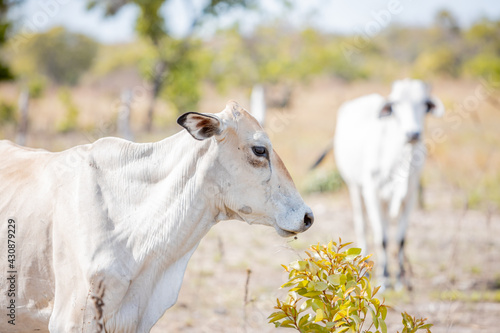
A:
[49,264,135,333]
[362,185,389,288]
[395,177,419,290]
[49,276,93,332]
[348,184,367,254]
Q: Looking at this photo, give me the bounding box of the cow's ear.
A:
[425,96,445,117]
[379,101,393,118]
[177,112,225,140]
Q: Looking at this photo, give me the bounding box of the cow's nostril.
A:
[407,132,421,142]
[304,212,314,229]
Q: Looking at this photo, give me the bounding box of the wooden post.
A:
[418,180,425,210]
[250,84,266,126]
[16,88,29,146]
[117,89,134,141]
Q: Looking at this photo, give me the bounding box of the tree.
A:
[88,0,258,131]
[0,0,22,81]
[25,27,98,85]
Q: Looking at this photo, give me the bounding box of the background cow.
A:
[0,101,313,333]
[327,79,443,289]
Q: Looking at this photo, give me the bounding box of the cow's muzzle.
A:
[303,211,314,230]
[406,131,421,143]
[276,210,314,237]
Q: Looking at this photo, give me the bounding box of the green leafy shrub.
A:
[303,169,344,194]
[27,76,46,99]
[269,240,432,333]
[57,88,79,133]
[0,101,15,124]
[24,27,98,85]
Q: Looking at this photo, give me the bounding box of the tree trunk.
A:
[16,88,29,146]
[118,89,134,141]
[145,60,166,132]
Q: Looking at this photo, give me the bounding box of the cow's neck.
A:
[101,132,224,269]
[88,131,228,329]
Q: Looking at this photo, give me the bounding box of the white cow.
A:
[334,79,443,288]
[0,101,313,333]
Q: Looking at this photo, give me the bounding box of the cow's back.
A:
[334,94,388,185]
[0,140,87,332]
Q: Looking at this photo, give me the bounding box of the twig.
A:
[243,268,252,332]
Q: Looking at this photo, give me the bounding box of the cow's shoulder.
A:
[0,139,49,155]
[340,94,385,115]
[88,137,156,169]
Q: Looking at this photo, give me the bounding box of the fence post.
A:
[250,84,266,126]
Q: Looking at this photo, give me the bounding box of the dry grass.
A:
[1,76,499,332]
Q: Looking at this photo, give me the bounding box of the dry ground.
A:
[1,77,499,332]
[150,191,500,333]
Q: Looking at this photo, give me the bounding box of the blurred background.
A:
[1,0,499,332]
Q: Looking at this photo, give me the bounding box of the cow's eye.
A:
[252,146,268,157]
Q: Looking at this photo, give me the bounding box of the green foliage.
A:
[134,37,210,114]
[134,0,165,45]
[0,101,15,124]
[27,76,46,99]
[25,27,98,85]
[412,47,460,78]
[88,0,259,122]
[90,41,151,76]
[161,41,208,113]
[466,171,500,210]
[398,312,433,333]
[461,53,500,82]
[207,24,369,95]
[303,169,344,194]
[0,0,14,81]
[57,88,79,133]
[269,240,432,333]
[464,18,500,55]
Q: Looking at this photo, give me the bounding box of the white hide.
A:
[0,101,313,333]
[334,79,443,287]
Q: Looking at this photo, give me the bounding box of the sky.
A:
[11,0,500,44]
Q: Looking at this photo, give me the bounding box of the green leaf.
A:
[312,298,324,311]
[328,274,347,286]
[268,312,288,323]
[314,281,328,291]
[309,261,320,275]
[298,314,310,327]
[369,307,379,328]
[302,291,323,297]
[347,248,362,256]
[279,319,295,328]
[291,260,308,271]
[333,309,347,322]
[300,299,313,311]
[344,287,356,298]
[371,297,381,307]
[350,314,361,326]
[333,326,350,333]
[380,318,387,333]
[380,305,388,320]
[315,308,324,322]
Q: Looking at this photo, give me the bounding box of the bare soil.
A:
[151,190,500,333]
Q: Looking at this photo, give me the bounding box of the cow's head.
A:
[177,101,314,237]
[379,79,444,144]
